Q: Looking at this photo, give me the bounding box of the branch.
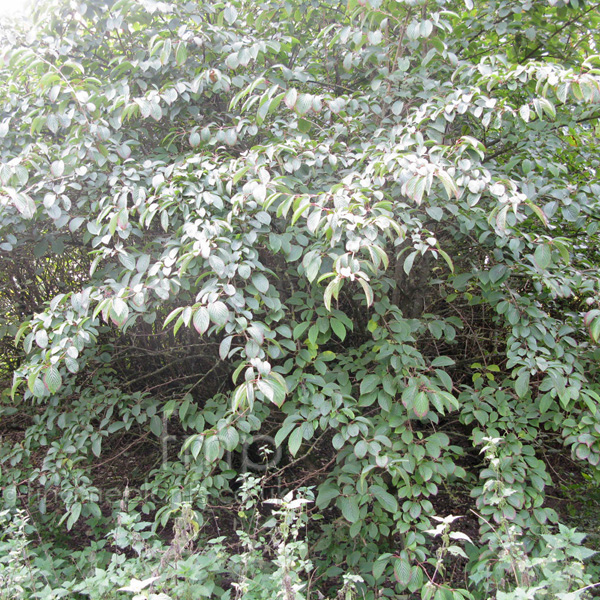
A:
[520,3,600,63]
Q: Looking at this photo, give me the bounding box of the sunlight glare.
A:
[0,0,28,17]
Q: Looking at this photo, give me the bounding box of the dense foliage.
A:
[1,0,600,598]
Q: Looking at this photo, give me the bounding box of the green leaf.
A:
[204,435,221,463]
[534,243,552,270]
[43,365,62,394]
[431,356,455,367]
[316,482,340,508]
[252,273,269,293]
[357,278,374,307]
[370,485,398,513]
[354,439,368,458]
[284,88,298,110]
[208,301,229,326]
[404,251,418,275]
[324,277,342,311]
[330,318,346,341]
[402,385,418,410]
[35,329,49,348]
[50,160,64,177]
[66,503,82,530]
[426,206,443,221]
[10,192,36,218]
[372,555,392,580]
[220,335,233,360]
[275,419,299,447]
[288,427,303,457]
[193,306,210,335]
[150,415,162,437]
[164,306,184,328]
[339,495,360,523]
[295,93,312,115]
[224,5,238,25]
[489,264,507,283]
[515,371,530,398]
[189,131,200,147]
[360,374,379,395]
[175,41,188,65]
[413,392,429,418]
[394,558,411,587]
[218,426,239,451]
[91,438,101,457]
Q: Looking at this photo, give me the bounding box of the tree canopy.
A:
[0,0,600,598]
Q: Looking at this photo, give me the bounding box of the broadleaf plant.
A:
[0,0,599,598]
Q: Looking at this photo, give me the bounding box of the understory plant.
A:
[0,0,600,597]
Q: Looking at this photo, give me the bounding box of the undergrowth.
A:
[0,472,598,600]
